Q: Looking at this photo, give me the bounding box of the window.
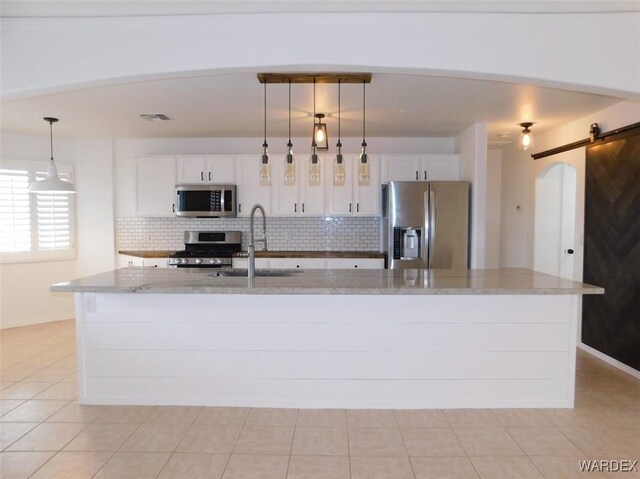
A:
[0,160,75,262]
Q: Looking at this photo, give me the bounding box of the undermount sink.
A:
[211,269,303,278]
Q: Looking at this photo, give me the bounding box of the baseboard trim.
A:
[0,314,74,330]
[579,343,640,380]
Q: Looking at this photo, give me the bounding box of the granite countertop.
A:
[118,250,384,259]
[51,268,604,296]
[119,250,176,258]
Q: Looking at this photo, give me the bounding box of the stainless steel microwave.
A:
[175,184,237,217]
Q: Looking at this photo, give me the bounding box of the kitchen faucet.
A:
[248,203,267,278]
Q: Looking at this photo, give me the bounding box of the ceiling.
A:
[1,72,623,146]
[2,0,639,17]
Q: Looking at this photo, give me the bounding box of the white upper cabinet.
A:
[381,154,460,183]
[325,154,380,216]
[134,156,176,217]
[177,155,235,184]
[235,155,271,217]
[271,154,325,216]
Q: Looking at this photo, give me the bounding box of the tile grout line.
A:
[153,405,202,478]
[219,406,252,478]
[393,409,417,479]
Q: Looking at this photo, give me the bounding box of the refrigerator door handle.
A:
[422,189,430,266]
[428,189,437,268]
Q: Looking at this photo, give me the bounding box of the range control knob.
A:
[214,258,223,265]
[180,258,188,264]
[195,259,203,264]
[209,258,216,264]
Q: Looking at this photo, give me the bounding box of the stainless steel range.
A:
[169,231,242,268]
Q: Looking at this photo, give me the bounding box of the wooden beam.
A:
[257,73,372,84]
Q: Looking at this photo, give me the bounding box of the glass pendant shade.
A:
[259,143,271,186]
[334,146,345,187]
[518,122,534,151]
[309,152,321,186]
[284,142,296,186]
[30,117,76,195]
[358,143,370,186]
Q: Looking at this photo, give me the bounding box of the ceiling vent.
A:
[140,114,171,122]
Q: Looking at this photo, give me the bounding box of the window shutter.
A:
[0,168,32,252]
[35,170,72,250]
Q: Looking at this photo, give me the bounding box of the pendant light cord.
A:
[362,81,366,145]
[312,79,316,147]
[288,80,292,144]
[263,82,267,148]
[337,80,341,145]
[49,121,54,162]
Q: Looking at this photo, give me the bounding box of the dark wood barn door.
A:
[582,130,640,370]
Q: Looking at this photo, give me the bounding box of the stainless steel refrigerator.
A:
[382,181,470,269]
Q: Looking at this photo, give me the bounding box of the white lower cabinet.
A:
[119,255,169,268]
[325,258,384,269]
[231,257,383,270]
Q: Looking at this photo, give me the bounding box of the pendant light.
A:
[29,117,76,195]
[259,82,271,186]
[313,114,328,150]
[309,79,321,186]
[358,81,370,186]
[284,80,296,186]
[333,80,345,187]
[519,122,534,151]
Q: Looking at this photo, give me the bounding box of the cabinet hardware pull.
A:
[357,203,360,213]
[302,203,305,213]
[424,171,427,180]
[294,203,297,213]
[201,171,204,181]
[238,203,241,213]
[172,203,175,213]
[208,171,211,181]
[349,203,352,213]
[415,171,419,180]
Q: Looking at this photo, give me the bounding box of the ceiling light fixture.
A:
[358,81,370,186]
[313,114,328,151]
[284,80,296,186]
[259,82,271,186]
[309,79,321,186]
[519,122,534,151]
[334,80,345,187]
[29,117,76,195]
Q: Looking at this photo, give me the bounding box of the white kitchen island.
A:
[51,268,602,409]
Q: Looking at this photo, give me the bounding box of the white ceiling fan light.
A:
[29,117,76,195]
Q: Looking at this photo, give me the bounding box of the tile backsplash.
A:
[117,216,381,252]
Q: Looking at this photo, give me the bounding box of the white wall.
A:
[2,12,638,100]
[455,123,488,268]
[114,136,455,217]
[0,132,115,329]
[500,101,640,279]
[485,149,502,269]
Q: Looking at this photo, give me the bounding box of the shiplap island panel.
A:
[52,268,602,409]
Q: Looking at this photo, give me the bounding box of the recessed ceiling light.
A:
[140,114,170,122]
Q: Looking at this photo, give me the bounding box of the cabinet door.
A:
[176,156,206,183]
[300,156,325,215]
[381,155,422,182]
[271,156,300,216]
[325,258,385,269]
[135,157,176,217]
[423,154,460,181]
[206,156,235,183]
[354,154,380,215]
[325,154,354,215]
[235,155,272,216]
[269,258,327,269]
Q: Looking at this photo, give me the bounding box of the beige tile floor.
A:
[1,319,639,478]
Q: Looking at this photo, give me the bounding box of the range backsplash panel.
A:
[117,216,380,252]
